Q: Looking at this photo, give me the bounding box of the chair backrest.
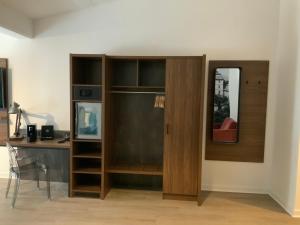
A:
[6,142,19,170]
[220,117,237,130]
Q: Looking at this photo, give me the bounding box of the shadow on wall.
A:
[7,66,59,130]
[34,0,116,38]
[22,111,58,129]
[200,191,286,214]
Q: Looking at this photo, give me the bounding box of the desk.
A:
[8,139,70,149]
[8,139,71,184]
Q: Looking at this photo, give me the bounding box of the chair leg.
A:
[46,169,51,200]
[11,175,20,208]
[5,172,12,198]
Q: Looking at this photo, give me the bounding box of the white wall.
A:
[0,33,17,177]
[0,0,280,195]
[269,0,300,216]
[293,1,300,215]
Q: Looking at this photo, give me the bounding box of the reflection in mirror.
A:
[213,68,241,143]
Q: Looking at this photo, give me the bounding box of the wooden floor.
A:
[0,179,298,225]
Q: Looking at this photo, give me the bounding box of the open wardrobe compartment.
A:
[70,55,206,204]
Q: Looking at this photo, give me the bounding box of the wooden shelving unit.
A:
[111,85,165,89]
[69,54,206,204]
[73,152,102,159]
[73,185,101,193]
[72,84,102,87]
[107,165,163,176]
[70,54,105,198]
[72,100,103,103]
[110,86,165,94]
[105,57,166,192]
[72,173,101,194]
[73,168,102,174]
[72,139,102,143]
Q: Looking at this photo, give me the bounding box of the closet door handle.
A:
[166,124,169,135]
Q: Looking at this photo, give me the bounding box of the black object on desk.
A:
[57,134,70,143]
[27,124,37,142]
[41,125,54,140]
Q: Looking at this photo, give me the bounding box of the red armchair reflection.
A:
[213,117,237,142]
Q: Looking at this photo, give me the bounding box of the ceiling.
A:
[0,0,104,20]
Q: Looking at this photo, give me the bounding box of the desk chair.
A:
[5,142,51,208]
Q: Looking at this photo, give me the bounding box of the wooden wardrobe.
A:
[70,55,206,204]
[163,58,205,201]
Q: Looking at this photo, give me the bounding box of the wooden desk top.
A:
[8,139,70,149]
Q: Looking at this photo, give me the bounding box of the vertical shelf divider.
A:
[70,54,105,198]
[136,59,139,87]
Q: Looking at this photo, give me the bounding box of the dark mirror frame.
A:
[212,67,241,143]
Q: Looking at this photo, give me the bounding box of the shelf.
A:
[72,139,102,143]
[72,185,101,193]
[73,152,102,159]
[138,59,165,87]
[111,91,165,94]
[71,56,102,85]
[71,55,104,199]
[72,142,102,159]
[73,157,102,175]
[107,165,163,176]
[111,85,165,89]
[111,59,138,86]
[73,84,102,87]
[73,173,101,194]
[72,100,102,103]
[73,168,102,174]
[111,86,165,94]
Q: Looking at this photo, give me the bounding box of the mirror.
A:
[213,68,241,143]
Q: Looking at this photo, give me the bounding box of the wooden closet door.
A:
[163,57,204,197]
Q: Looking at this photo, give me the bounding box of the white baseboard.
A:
[292,209,300,217]
[0,176,298,217]
[202,184,268,194]
[269,192,296,217]
[0,172,9,179]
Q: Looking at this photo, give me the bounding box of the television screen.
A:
[0,68,5,109]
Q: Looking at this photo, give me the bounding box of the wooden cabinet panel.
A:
[0,111,8,144]
[70,54,104,198]
[205,61,269,162]
[163,57,204,196]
